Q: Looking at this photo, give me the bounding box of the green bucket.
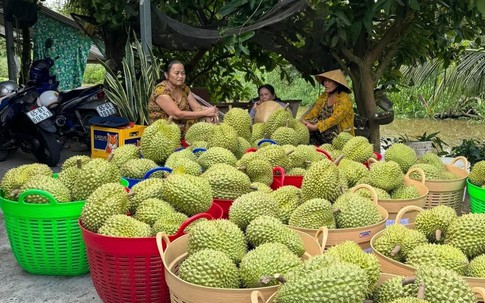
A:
[467,178,485,214]
[0,189,89,275]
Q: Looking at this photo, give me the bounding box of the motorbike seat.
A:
[57,84,103,104]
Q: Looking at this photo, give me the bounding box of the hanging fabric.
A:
[32,14,92,90]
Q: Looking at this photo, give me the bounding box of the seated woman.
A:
[147,59,218,135]
[302,69,355,146]
[249,84,286,122]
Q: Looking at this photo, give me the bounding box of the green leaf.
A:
[238,43,250,55]
[350,21,362,46]
[218,0,249,17]
[330,35,339,48]
[239,31,255,42]
[408,0,420,10]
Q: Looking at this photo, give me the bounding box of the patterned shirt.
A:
[303,91,355,136]
[147,80,198,134]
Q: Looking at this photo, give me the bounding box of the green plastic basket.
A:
[0,189,89,275]
[467,178,485,214]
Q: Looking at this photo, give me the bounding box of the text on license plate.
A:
[26,106,53,124]
[96,102,117,117]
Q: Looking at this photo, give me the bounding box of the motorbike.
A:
[27,43,117,147]
[0,81,61,166]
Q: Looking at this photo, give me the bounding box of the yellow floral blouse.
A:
[303,91,355,136]
[147,80,198,134]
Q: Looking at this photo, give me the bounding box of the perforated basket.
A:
[370,205,485,291]
[290,184,389,252]
[157,228,322,303]
[467,178,485,214]
[80,203,223,303]
[376,167,428,225]
[415,156,469,214]
[0,189,88,275]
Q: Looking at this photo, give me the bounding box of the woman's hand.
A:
[202,106,218,117]
[303,121,318,131]
[252,100,262,108]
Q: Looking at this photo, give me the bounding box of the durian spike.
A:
[401,276,416,286]
[333,154,345,165]
[417,282,425,299]
[435,229,442,241]
[390,245,401,256]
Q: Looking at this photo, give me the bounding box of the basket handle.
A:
[395,205,425,224]
[405,167,426,185]
[17,189,59,205]
[450,156,469,170]
[314,226,329,252]
[171,212,214,238]
[143,166,173,179]
[257,139,277,147]
[315,147,332,160]
[350,184,378,205]
[192,147,207,154]
[250,291,266,303]
[272,166,285,186]
[472,287,485,301]
[156,232,171,260]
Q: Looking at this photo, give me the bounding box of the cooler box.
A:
[91,123,146,159]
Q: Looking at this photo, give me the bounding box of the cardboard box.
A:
[90,123,146,159]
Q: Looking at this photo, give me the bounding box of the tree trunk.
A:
[19,27,31,85]
[351,66,381,152]
[102,26,128,72]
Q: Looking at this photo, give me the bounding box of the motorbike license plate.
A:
[96,102,117,117]
[26,106,53,124]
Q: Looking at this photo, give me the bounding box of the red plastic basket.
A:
[212,198,233,219]
[80,203,223,303]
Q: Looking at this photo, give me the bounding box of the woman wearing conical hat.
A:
[302,69,355,145]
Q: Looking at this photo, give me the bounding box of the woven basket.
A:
[80,203,223,303]
[290,184,389,251]
[416,156,468,214]
[370,205,485,290]
[252,273,400,303]
[0,189,88,275]
[157,228,322,303]
[376,167,428,225]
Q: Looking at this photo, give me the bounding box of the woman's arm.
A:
[155,94,217,120]
[315,93,353,132]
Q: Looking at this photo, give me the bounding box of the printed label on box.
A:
[93,130,119,153]
[359,230,371,238]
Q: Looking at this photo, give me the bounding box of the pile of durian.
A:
[374,205,485,280]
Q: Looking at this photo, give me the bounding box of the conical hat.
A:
[254,101,285,123]
[314,69,351,93]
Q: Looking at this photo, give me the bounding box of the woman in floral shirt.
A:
[302,69,355,145]
[147,60,218,135]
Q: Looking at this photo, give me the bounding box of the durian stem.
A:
[274,273,287,283]
[390,245,401,256]
[363,300,374,303]
[435,229,442,241]
[332,208,341,215]
[76,158,83,169]
[127,191,135,197]
[249,185,258,191]
[417,283,425,299]
[106,153,114,161]
[333,154,344,165]
[168,116,173,123]
[401,276,416,286]
[10,189,20,198]
[237,166,247,171]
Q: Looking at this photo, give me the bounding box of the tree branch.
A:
[367,9,414,64]
[191,53,235,83]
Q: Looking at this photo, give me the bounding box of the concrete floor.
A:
[0,147,102,303]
